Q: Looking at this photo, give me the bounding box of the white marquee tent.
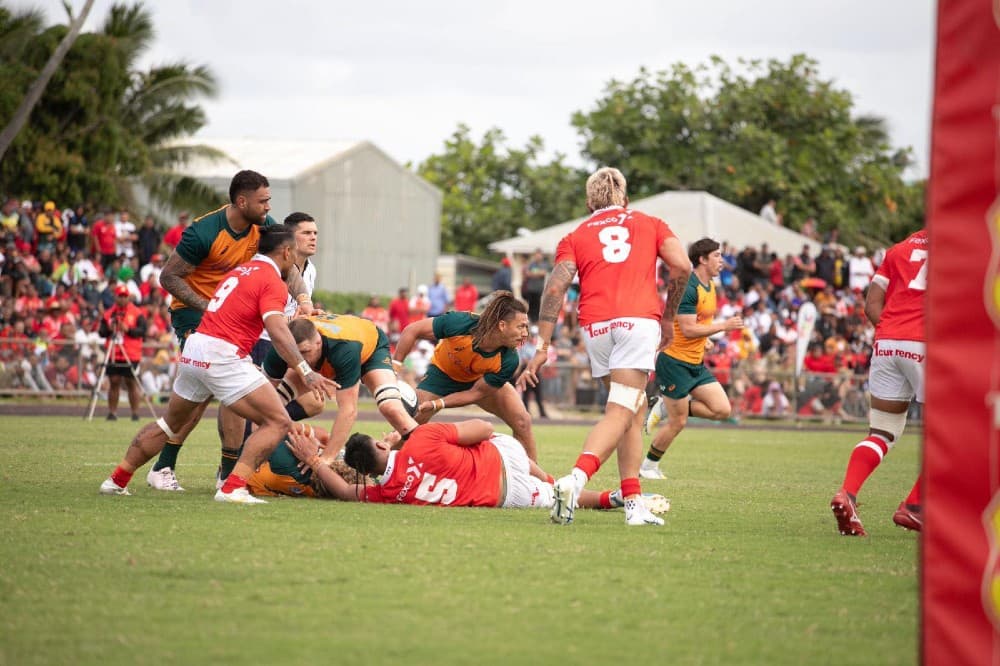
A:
[489,190,822,260]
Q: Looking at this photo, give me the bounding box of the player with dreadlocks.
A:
[391,291,538,460]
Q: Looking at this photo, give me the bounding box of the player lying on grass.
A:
[259,420,668,514]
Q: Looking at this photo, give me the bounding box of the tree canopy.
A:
[416,125,587,258]
[571,54,924,245]
[0,2,225,214]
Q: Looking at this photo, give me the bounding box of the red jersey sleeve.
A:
[258,271,289,319]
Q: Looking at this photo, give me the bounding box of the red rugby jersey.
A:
[555,206,676,326]
[197,256,288,356]
[364,423,503,507]
[872,229,927,342]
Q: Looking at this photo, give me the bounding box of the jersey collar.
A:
[379,450,398,485]
[252,253,282,278]
[590,205,625,215]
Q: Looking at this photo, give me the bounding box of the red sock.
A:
[842,436,889,496]
[599,490,613,509]
[905,475,921,505]
[110,466,133,488]
[573,452,601,480]
[220,473,247,494]
[620,477,641,498]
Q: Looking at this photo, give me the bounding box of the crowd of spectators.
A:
[0,194,892,423]
[0,198,183,396]
[508,236,887,423]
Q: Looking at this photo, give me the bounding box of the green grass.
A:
[0,416,918,665]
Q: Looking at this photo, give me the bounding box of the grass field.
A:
[0,415,919,665]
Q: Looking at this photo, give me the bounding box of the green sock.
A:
[153,442,182,471]
[218,447,241,481]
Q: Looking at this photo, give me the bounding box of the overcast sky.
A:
[22,0,936,177]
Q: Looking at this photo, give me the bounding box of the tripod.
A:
[85,331,158,421]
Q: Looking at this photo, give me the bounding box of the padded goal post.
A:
[924,1,1000,663]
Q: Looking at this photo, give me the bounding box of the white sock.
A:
[570,468,588,491]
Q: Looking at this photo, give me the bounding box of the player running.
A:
[639,238,744,479]
[99,225,337,503]
[520,167,691,526]
[831,229,927,535]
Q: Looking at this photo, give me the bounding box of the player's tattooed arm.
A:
[663,274,687,319]
[537,260,577,325]
[159,253,209,311]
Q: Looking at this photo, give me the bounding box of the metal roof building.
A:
[178,138,442,296]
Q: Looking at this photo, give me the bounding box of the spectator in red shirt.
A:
[361,295,389,332]
[162,211,190,250]
[803,342,837,374]
[91,211,117,271]
[453,277,479,312]
[388,286,410,332]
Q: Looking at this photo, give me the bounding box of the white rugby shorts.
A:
[491,433,554,509]
[581,317,660,378]
[868,339,925,403]
[172,332,269,406]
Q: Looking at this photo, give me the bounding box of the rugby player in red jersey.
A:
[277,419,669,516]
[99,225,337,504]
[831,229,928,535]
[519,167,691,526]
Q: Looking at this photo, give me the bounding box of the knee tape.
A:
[607,382,646,413]
[156,417,180,440]
[275,379,296,404]
[869,408,907,444]
[373,383,401,407]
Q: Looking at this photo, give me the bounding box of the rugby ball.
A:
[398,379,419,417]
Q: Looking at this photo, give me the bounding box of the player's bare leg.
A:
[643,382,729,479]
[363,368,419,436]
[214,384,292,504]
[552,369,661,525]
[478,383,537,461]
[100,392,203,495]
[216,404,248,485]
[832,396,910,536]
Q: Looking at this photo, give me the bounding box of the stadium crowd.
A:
[0,194,888,423]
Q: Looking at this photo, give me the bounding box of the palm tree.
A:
[99,3,232,213]
[0,0,96,161]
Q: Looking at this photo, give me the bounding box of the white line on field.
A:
[82,462,217,466]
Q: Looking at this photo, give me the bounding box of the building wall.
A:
[297,145,441,297]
